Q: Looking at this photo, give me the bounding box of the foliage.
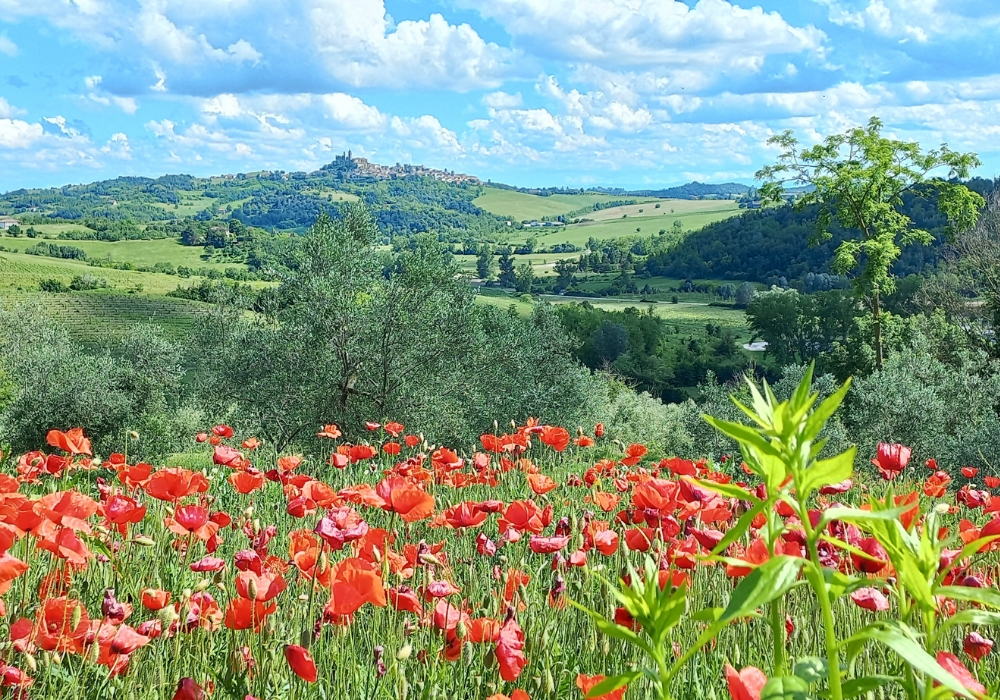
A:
[0,307,197,458]
[756,117,984,366]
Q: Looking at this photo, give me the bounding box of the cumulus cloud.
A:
[309,0,518,90]
[0,97,25,118]
[321,94,386,131]
[0,118,44,149]
[136,0,262,65]
[465,0,825,72]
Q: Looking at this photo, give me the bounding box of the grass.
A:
[150,190,219,217]
[0,251,199,295]
[473,187,659,221]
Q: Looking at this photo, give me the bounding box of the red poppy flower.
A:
[166,505,219,541]
[172,678,207,700]
[924,471,952,498]
[963,631,993,663]
[527,472,557,495]
[725,664,767,700]
[539,426,570,452]
[378,478,435,523]
[986,476,1000,489]
[574,436,595,448]
[576,674,626,700]
[871,442,911,480]
[935,652,985,694]
[620,443,648,467]
[499,500,545,535]
[145,468,210,502]
[349,444,378,462]
[314,507,369,550]
[285,645,317,683]
[325,558,386,616]
[443,502,489,529]
[102,494,147,536]
[961,466,979,479]
[528,535,570,554]
[496,616,528,681]
[851,538,888,574]
[141,588,171,610]
[224,597,277,631]
[317,424,342,439]
[46,428,92,456]
[383,442,401,455]
[594,423,605,438]
[850,587,890,612]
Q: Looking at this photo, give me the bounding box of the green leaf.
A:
[712,499,768,555]
[937,585,1000,610]
[823,567,868,600]
[934,535,1000,587]
[585,671,640,699]
[818,505,910,530]
[793,656,828,684]
[721,556,806,623]
[691,477,759,504]
[798,447,856,497]
[802,378,851,443]
[760,676,811,700]
[847,622,976,698]
[839,675,899,699]
[567,601,655,657]
[703,415,782,458]
[938,609,1000,635]
[691,607,724,622]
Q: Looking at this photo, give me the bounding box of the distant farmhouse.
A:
[0,216,21,230]
[320,151,481,185]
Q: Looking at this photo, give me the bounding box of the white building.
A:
[0,216,21,230]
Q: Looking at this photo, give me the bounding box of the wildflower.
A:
[725,664,767,700]
[871,442,911,480]
[576,674,626,700]
[963,631,993,663]
[46,428,92,456]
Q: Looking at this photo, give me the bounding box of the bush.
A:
[69,274,109,291]
[38,278,69,293]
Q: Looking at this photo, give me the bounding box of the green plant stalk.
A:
[798,500,843,700]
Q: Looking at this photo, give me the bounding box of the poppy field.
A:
[1,368,999,700]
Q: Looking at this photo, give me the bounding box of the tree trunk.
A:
[872,286,883,370]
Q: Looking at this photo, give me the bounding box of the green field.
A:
[28,223,95,236]
[150,190,219,216]
[521,200,740,248]
[0,251,200,295]
[473,187,658,221]
[1,233,238,272]
[456,252,565,277]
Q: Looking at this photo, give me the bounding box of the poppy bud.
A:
[24,653,37,674]
[371,547,382,564]
[299,629,313,649]
[318,551,329,575]
[455,619,467,640]
[398,675,409,700]
[158,606,179,626]
[89,640,102,663]
[247,577,259,600]
[129,431,140,440]
[493,420,499,433]
[70,605,82,631]
[195,578,210,592]
[244,506,254,518]
[933,502,950,515]
[253,518,261,534]
[546,668,555,693]
[396,644,412,661]
[133,535,156,547]
[213,570,224,584]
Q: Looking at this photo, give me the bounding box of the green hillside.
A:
[473,187,656,220]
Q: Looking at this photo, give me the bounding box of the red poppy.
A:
[102,494,147,536]
[166,505,219,541]
[620,444,648,467]
[528,535,570,554]
[325,558,386,616]
[574,436,595,447]
[871,442,911,480]
[348,444,378,462]
[576,674,626,700]
[443,502,489,529]
[539,426,570,452]
[314,507,369,550]
[963,631,993,663]
[499,500,545,535]
[378,478,435,523]
[527,472,557,495]
[624,527,655,552]
[961,466,979,479]
[317,424,342,439]
[725,664,767,700]
[851,538,888,574]
[46,428,92,456]
[594,423,605,438]
[141,588,171,610]
[145,468,210,502]
[172,678,207,700]
[383,442,401,455]
[229,470,265,495]
[924,471,952,498]
[935,652,985,694]
[224,597,277,631]
[285,645,318,683]
[850,587,890,612]
[986,476,1000,489]
[405,434,421,448]
[496,616,528,681]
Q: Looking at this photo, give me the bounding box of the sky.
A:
[1,0,1000,191]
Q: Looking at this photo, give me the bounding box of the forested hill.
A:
[642,177,999,284]
[631,182,749,199]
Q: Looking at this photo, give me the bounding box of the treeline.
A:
[641,177,999,285]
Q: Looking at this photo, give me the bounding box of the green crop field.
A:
[150,190,219,216]
[455,252,565,277]
[519,200,740,248]
[26,223,95,236]
[473,187,658,221]
[0,251,199,295]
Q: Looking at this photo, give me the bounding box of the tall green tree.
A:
[756,117,983,367]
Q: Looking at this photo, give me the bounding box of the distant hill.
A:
[631,182,750,199]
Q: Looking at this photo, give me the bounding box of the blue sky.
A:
[1,0,999,191]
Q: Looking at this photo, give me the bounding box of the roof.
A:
[0,216,21,222]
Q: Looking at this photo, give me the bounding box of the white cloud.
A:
[0,118,44,149]
[0,97,26,118]
[137,0,262,65]
[483,91,523,109]
[390,115,463,153]
[310,0,517,90]
[321,93,386,131]
[813,0,1000,40]
[0,34,17,56]
[101,132,131,159]
[465,0,825,73]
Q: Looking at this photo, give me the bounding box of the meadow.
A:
[0,370,997,700]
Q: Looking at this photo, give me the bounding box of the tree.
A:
[498,247,516,287]
[514,262,534,293]
[735,282,756,307]
[591,321,630,363]
[672,220,683,235]
[756,117,983,368]
[476,244,495,280]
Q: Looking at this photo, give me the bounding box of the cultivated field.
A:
[473,188,659,221]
